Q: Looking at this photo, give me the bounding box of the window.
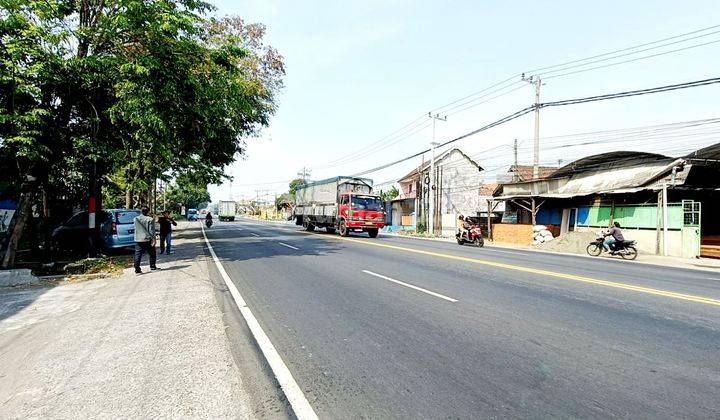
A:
[351,196,383,211]
[66,212,88,227]
[116,210,140,224]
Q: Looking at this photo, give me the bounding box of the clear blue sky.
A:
[209,0,720,202]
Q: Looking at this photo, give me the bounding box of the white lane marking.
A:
[279,242,299,250]
[250,232,261,237]
[707,277,720,281]
[201,225,318,420]
[362,269,458,303]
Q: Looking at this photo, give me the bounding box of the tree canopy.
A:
[0,0,284,266]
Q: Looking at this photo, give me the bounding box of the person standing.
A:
[133,206,159,274]
[158,210,177,255]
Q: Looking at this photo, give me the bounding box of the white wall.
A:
[439,150,482,216]
[575,226,682,257]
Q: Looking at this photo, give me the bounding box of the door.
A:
[682,200,701,258]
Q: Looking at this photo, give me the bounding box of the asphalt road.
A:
[204,218,720,419]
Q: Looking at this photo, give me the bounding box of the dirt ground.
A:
[534,231,601,254]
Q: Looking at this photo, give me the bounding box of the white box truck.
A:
[218,200,236,221]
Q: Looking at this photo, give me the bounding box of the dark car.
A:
[52,209,141,252]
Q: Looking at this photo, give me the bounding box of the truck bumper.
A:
[347,221,384,229]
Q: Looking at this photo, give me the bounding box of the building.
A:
[505,165,558,182]
[393,148,483,236]
[491,144,720,258]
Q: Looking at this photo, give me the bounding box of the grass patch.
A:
[63,255,134,276]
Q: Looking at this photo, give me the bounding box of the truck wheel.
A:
[339,221,349,237]
[303,219,315,232]
[367,229,379,238]
[326,227,336,234]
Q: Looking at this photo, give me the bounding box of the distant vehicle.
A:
[187,208,198,221]
[586,233,638,260]
[294,176,385,237]
[219,201,236,221]
[52,208,141,251]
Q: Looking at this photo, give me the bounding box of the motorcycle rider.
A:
[205,211,213,227]
[457,214,469,240]
[603,221,624,253]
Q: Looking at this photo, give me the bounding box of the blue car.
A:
[52,208,141,251]
[102,209,141,249]
[187,208,198,221]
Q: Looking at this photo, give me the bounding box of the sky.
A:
[208,0,720,203]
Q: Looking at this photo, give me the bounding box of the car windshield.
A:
[351,196,382,211]
[188,209,198,214]
[116,211,140,224]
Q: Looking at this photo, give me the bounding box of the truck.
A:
[294,176,385,237]
[218,200,236,222]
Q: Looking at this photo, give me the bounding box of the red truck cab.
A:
[338,193,385,237]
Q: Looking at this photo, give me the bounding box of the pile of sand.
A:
[533,230,600,254]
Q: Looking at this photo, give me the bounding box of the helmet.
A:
[458,215,464,220]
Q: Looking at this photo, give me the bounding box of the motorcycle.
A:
[456,224,485,247]
[205,218,213,228]
[586,233,637,260]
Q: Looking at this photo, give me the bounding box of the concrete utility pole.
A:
[297,167,311,182]
[522,74,543,179]
[428,112,446,235]
[513,139,518,167]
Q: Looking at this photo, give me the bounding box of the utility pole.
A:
[297,167,311,183]
[522,74,543,179]
[428,112,446,235]
[513,139,518,167]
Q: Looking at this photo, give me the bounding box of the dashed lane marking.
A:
[362,270,458,302]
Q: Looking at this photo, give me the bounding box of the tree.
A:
[380,186,399,202]
[288,178,305,194]
[165,174,211,213]
[0,1,284,266]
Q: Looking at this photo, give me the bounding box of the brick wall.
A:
[492,223,533,245]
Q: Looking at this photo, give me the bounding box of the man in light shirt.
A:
[133,206,160,274]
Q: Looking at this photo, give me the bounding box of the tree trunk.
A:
[1,181,35,268]
[125,188,131,208]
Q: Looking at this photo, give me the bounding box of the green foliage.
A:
[416,221,426,234]
[380,186,399,202]
[1,0,285,201]
[288,178,305,194]
[164,173,211,212]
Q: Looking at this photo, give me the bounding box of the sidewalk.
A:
[382,232,720,272]
[0,222,254,419]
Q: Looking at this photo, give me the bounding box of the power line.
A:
[528,25,720,75]
[353,77,720,177]
[543,38,720,80]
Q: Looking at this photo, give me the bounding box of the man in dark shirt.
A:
[603,221,624,252]
[158,210,177,255]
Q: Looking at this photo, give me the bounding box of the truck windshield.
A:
[351,196,382,211]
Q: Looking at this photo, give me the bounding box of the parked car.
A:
[52,208,140,252]
[187,208,199,221]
